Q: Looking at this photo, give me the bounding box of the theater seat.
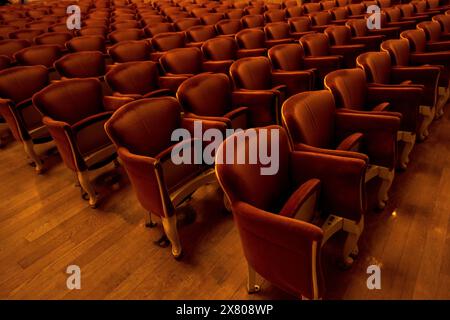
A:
[282,90,400,209]
[105,97,224,258]
[66,35,107,53]
[323,26,368,67]
[33,32,73,48]
[0,65,52,172]
[268,43,316,92]
[33,78,132,207]
[287,17,316,39]
[13,44,62,75]
[108,40,152,63]
[299,33,343,83]
[235,28,267,57]
[325,68,422,169]
[241,14,265,29]
[432,14,450,36]
[215,125,367,299]
[215,19,242,37]
[144,22,174,37]
[417,21,450,50]
[54,51,108,79]
[177,73,249,129]
[108,28,145,44]
[230,56,296,126]
[159,47,211,77]
[357,51,441,138]
[0,39,30,60]
[264,22,295,47]
[264,9,286,23]
[105,61,182,98]
[186,25,217,48]
[201,37,238,74]
[9,29,44,42]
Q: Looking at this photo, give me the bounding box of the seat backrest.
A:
[324,68,368,110]
[105,96,181,158]
[0,65,48,104]
[66,35,106,53]
[174,18,202,31]
[151,32,186,51]
[401,29,427,53]
[322,0,337,10]
[201,13,225,25]
[356,51,391,84]
[264,9,286,23]
[285,6,303,18]
[241,14,265,28]
[187,25,217,42]
[13,44,62,68]
[282,90,335,149]
[216,19,242,35]
[288,16,312,32]
[230,56,272,90]
[245,6,265,15]
[380,38,411,66]
[108,40,152,62]
[331,7,349,20]
[417,21,443,42]
[264,22,291,40]
[54,51,106,78]
[108,28,144,44]
[160,47,203,74]
[268,43,305,71]
[201,36,238,60]
[324,25,352,45]
[79,26,108,37]
[384,7,402,22]
[310,11,332,26]
[345,19,368,37]
[377,0,391,8]
[105,60,160,95]
[236,28,266,49]
[427,0,441,10]
[33,32,73,47]
[111,20,141,31]
[177,73,232,117]
[32,78,104,125]
[215,125,291,212]
[299,33,330,56]
[433,14,450,33]
[9,29,44,41]
[225,9,244,19]
[347,3,365,15]
[398,4,415,18]
[0,39,31,59]
[144,22,174,37]
[303,3,321,13]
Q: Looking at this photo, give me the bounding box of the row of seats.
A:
[0,0,449,300]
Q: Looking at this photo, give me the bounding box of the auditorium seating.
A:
[0,0,448,301]
[215,125,367,299]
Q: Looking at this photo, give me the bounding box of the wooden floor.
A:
[0,104,449,300]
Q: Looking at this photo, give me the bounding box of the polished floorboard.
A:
[0,104,449,300]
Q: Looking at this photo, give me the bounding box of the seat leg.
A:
[377,167,395,210]
[145,212,157,228]
[340,217,364,269]
[247,264,260,294]
[23,140,43,174]
[397,131,416,169]
[161,215,182,259]
[436,86,449,119]
[77,170,98,208]
[418,105,435,140]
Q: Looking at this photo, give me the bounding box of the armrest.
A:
[183,111,232,127]
[202,60,234,73]
[265,38,294,48]
[103,96,135,111]
[142,88,172,98]
[181,117,228,136]
[223,106,249,121]
[155,137,198,163]
[290,150,367,222]
[391,66,440,106]
[279,178,321,220]
[231,90,279,126]
[336,132,364,152]
[158,75,190,94]
[351,35,385,45]
[330,44,366,55]
[293,143,368,162]
[410,51,450,65]
[72,111,113,132]
[42,116,81,171]
[303,55,342,69]
[373,102,390,112]
[113,92,143,99]
[231,200,324,300]
[236,48,267,59]
[369,27,399,38]
[335,110,400,168]
[271,70,314,95]
[426,41,450,52]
